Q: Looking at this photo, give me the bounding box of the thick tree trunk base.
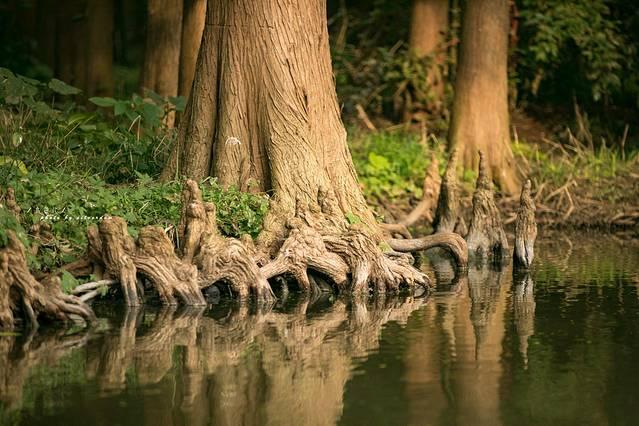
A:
[82,180,450,303]
[0,232,95,329]
[2,177,475,327]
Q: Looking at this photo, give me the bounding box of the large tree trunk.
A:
[163,0,378,225]
[86,0,114,98]
[178,0,206,101]
[160,0,466,294]
[140,0,183,126]
[447,0,519,194]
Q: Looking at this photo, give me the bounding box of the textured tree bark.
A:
[465,151,509,262]
[0,232,95,329]
[140,0,183,126]
[447,0,519,194]
[433,148,462,233]
[160,0,438,294]
[86,0,114,98]
[513,180,537,269]
[178,0,206,101]
[57,0,88,91]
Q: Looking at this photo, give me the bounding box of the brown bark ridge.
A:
[179,0,206,101]
[465,151,509,262]
[160,0,457,294]
[447,0,519,194]
[513,179,536,269]
[432,148,460,233]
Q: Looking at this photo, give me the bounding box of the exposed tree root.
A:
[433,148,462,233]
[465,151,509,262]
[514,180,537,269]
[88,217,206,306]
[380,223,413,239]
[399,152,441,227]
[182,181,275,300]
[0,232,96,329]
[387,232,468,270]
[323,225,429,294]
[261,219,349,292]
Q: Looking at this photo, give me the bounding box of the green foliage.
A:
[512,137,637,187]
[0,170,268,270]
[350,130,436,202]
[517,0,630,103]
[333,45,450,126]
[0,69,181,184]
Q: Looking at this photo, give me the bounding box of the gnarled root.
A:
[89,217,206,306]
[465,151,509,262]
[196,234,275,300]
[323,224,429,294]
[514,179,537,269]
[182,180,274,301]
[387,232,468,270]
[261,219,349,292]
[0,232,95,328]
[433,148,461,233]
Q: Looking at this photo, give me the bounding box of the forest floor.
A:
[350,111,639,236]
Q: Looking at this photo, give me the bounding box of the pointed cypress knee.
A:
[465,151,509,262]
[433,148,459,233]
[514,179,537,269]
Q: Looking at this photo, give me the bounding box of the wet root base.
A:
[0,232,96,329]
[79,179,470,306]
[1,178,469,325]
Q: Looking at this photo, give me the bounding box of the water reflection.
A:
[0,295,426,425]
[2,232,639,425]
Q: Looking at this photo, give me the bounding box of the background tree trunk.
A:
[178,0,206,101]
[447,0,519,194]
[409,0,448,58]
[140,0,183,126]
[409,0,449,108]
[86,0,114,98]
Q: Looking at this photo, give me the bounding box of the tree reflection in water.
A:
[0,293,427,425]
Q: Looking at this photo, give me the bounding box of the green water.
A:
[1,232,638,426]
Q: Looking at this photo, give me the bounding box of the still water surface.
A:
[1,232,638,426]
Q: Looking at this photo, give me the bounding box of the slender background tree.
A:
[447,0,519,194]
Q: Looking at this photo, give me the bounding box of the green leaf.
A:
[0,156,28,175]
[60,270,79,293]
[368,152,391,170]
[49,78,81,95]
[114,101,128,116]
[89,97,118,108]
[345,211,362,225]
[169,96,186,111]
